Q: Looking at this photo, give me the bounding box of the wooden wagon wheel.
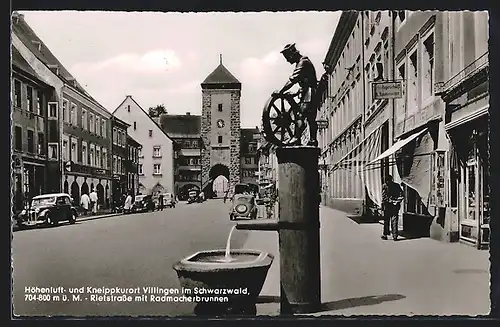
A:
[262,93,304,146]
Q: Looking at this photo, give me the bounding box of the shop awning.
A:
[330,123,385,207]
[368,128,428,165]
[331,123,384,171]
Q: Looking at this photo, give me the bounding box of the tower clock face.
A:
[217,119,225,128]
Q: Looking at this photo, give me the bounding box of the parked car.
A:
[132,194,155,213]
[187,190,200,204]
[162,193,176,208]
[16,193,77,228]
[229,194,258,220]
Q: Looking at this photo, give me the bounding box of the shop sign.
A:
[372,82,403,99]
[434,151,446,207]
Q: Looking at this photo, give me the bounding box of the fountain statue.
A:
[173,43,328,316]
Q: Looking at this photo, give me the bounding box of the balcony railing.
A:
[435,51,489,95]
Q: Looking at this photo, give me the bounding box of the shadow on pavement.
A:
[257,294,406,312]
[13,221,84,232]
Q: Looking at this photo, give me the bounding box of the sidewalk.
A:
[241,206,490,316]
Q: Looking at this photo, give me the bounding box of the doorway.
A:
[458,130,490,248]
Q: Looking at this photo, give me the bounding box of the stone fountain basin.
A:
[173,249,274,304]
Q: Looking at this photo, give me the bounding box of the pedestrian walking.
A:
[89,190,98,215]
[381,175,404,241]
[80,193,90,216]
[158,194,164,211]
[123,192,133,214]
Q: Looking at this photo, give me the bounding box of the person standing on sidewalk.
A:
[381,175,404,241]
[80,193,90,216]
[89,190,98,215]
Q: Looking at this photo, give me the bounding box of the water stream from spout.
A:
[223,225,237,262]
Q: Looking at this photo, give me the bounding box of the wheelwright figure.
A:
[273,43,319,146]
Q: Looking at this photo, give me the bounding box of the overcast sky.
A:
[21,11,340,128]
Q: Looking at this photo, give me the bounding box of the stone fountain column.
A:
[276,145,321,314]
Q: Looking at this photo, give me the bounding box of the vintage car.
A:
[131,194,156,213]
[187,190,201,204]
[229,194,258,220]
[162,193,176,208]
[16,193,77,228]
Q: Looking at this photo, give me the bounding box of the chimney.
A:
[12,12,24,24]
[186,112,191,115]
[31,40,42,52]
[47,64,59,75]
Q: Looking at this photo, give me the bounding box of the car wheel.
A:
[69,212,76,224]
[46,214,57,226]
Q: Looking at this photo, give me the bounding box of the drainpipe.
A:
[391,11,396,143]
[361,12,366,139]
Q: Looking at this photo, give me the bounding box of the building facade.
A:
[435,11,489,248]
[11,45,60,213]
[200,59,242,198]
[12,12,114,211]
[111,117,130,206]
[126,135,141,197]
[159,113,203,200]
[240,128,260,186]
[60,85,113,209]
[319,11,367,215]
[113,96,175,197]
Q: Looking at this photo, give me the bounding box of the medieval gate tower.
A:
[201,56,241,197]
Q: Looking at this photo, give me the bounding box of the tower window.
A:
[127,105,131,112]
[218,136,223,144]
[149,130,153,137]
[134,122,137,130]
[218,104,223,112]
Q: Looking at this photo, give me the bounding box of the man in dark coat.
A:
[381,175,404,241]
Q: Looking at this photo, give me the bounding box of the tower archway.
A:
[204,164,230,198]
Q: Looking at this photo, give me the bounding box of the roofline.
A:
[12,63,53,90]
[113,95,176,143]
[63,82,110,115]
[323,11,359,74]
[126,134,142,147]
[111,115,131,128]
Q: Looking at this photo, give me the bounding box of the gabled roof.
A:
[160,114,201,138]
[112,95,175,143]
[12,45,38,78]
[11,13,105,109]
[126,134,141,148]
[201,63,241,90]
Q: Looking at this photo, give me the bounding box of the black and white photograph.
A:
[10,9,493,318]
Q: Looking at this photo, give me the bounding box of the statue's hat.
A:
[280,43,297,55]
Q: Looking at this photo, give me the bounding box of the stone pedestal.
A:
[276,146,321,314]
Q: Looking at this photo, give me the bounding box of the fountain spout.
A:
[235,220,279,231]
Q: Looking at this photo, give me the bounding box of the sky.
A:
[20,11,340,128]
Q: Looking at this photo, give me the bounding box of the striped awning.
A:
[331,124,384,207]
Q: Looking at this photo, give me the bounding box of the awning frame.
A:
[330,121,387,172]
[367,127,428,165]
